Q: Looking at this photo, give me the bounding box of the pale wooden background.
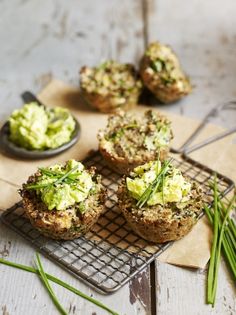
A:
[0,1,236,314]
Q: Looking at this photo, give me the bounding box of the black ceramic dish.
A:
[0,91,81,159]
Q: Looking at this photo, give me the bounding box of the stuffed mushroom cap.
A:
[80,60,143,113]
[98,110,173,175]
[20,159,106,240]
[118,160,204,243]
[140,42,192,103]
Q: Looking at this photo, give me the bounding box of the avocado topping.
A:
[9,102,75,150]
[126,160,191,207]
[25,160,95,211]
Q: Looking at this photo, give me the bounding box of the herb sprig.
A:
[25,165,84,192]
[136,159,172,208]
[204,176,236,306]
[0,254,119,315]
[35,253,67,315]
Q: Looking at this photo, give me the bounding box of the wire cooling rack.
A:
[1,150,234,294]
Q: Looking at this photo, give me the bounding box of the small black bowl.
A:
[0,91,81,159]
[0,119,81,159]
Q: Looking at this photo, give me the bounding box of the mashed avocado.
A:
[144,122,172,150]
[9,102,75,150]
[26,160,95,211]
[126,160,191,206]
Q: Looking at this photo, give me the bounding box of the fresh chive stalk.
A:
[25,164,85,193]
[136,159,172,208]
[207,176,219,305]
[35,253,67,315]
[0,256,118,315]
[205,176,236,307]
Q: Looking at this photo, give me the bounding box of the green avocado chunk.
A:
[126,160,191,206]
[9,102,75,150]
[26,160,95,211]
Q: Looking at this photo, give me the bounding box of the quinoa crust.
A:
[20,168,106,240]
[99,143,169,175]
[80,88,138,114]
[118,178,204,243]
[98,110,173,175]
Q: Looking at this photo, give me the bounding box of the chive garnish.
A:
[25,165,84,193]
[136,159,172,208]
[205,176,236,306]
[0,255,119,315]
[35,253,67,315]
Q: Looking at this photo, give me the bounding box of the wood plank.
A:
[155,260,236,315]
[0,0,150,314]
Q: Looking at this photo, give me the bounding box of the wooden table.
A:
[0,1,235,314]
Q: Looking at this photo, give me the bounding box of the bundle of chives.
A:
[204,177,236,306]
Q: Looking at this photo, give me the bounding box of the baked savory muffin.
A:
[140,42,192,103]
[80,60,142,113]
[118,160,203,243]
[20,159,106,240]
[98,110,173,174]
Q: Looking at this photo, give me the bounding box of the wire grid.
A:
[1,151,234,294]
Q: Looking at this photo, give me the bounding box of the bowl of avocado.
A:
[0,93,81,159]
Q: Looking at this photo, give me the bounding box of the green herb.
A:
[161,76,175,85]
[161,172,165,205]
[205,177,236,307]
[98,61,109,70]
[25,165,84,193]
[151,59,164,72]
[35,253,67,315]
[206,175,219,306]
[110,123,138,141]
[0,256,118,315]
[136,159,172,208]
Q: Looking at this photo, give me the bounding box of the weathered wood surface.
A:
[155,260,236,315]
[0,0,236,315]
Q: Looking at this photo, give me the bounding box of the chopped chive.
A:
[136,159,172,208]
[53,165,79,186]
[25,164,84,192]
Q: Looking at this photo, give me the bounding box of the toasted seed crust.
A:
[80,89,139,113]
[140,42,192,103]
[20,168,106,240]
[98,110,173,175]
[118,178,204,243]
[80,61,142,113]
[99,143,169,175]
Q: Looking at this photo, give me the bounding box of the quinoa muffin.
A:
[140,42,192,103]
[98,110,173,175]
[118,160,204,243]
[20,159,106,240]
[80,60,142,113]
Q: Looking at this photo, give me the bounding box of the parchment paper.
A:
[0,79,235,269]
